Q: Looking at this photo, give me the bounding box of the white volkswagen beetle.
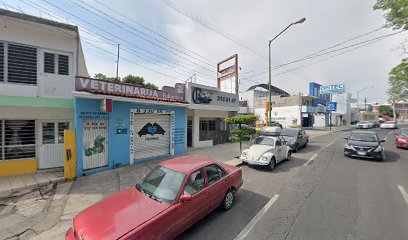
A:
[240,127,292,171]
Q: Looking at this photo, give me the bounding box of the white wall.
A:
[0,106,73,120]
[0,15,88,99]
[254,105,301,127]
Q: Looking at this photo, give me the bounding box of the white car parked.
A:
[356,121,370,129]
[380,121,397,129]
[240,133,292,171]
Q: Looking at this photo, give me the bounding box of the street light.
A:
[356,85,374,111]
[268,17,306,126]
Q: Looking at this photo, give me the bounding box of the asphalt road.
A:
[178,127,408,240]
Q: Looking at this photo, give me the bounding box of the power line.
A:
[159,0,266,59]
[70,0,215,68]
[92,0,215,64]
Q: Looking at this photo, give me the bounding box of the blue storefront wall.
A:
[74,98,187,176]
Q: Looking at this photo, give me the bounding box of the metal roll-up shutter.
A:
[134,114,171,160]
[82,120,109,170]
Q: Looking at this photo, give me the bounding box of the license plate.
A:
[357,151,366,156]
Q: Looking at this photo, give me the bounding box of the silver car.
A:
[380,121,397,129]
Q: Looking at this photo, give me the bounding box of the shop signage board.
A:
[326,102,337,112]
[319,84,345,94]
[75,77,186,101]
[191,87,238,107]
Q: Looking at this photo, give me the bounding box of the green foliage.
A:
[378,105,394,117]
[225,115,258,125]
[145,82,159,90]
[388,58,408,102]
[94,73,120,83]
[230,128,256,136]
[374,0,408,30]
[122,74,145,86]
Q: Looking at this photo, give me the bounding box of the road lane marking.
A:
[303,153,318,166]
[398,185,408,206]
[388,131,393,135]
[234,194,279,240]
[325,141,334,147]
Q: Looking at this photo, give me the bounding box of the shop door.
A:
[82,120,109,170]
[134,114,171,160]
[187,120,192,147]
[38,121,70,169]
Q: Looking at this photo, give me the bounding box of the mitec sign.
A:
[319,84,345,94]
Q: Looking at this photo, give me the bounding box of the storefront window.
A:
[42,122,55,144]
[200,120,216,131]
[2,120,36,160]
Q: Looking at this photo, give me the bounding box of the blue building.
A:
[309,82,330,127]
[73,77,188,176]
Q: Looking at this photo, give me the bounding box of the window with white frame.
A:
[0,120,36,161]
[44,52,69,76]
[42,122,70,145]
[44,52,55,74]
[58,54,69,75]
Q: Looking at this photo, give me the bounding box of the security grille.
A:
[58,55,69,75]
[0,120,36,161]
[134,114,171,160]
[82,120,108,170]
[7,44,37,84]
[0,42,3,82]
[44,52,55,74]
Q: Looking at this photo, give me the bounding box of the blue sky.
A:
[2,0,407,104]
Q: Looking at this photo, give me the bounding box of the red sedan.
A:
[396,128,408,149]
[65,155,243,240]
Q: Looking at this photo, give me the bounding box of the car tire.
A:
[304,139,309,147]
[222,190,234,211]
[286,151,292,161]
[267,157,276,171]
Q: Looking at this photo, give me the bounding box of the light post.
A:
[268,17,306,126]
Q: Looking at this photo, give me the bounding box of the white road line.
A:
[398,185,408,206]
[234,194,280,240]
[325,141,334,147]
[303,153,318,166]
[388,131,393,135]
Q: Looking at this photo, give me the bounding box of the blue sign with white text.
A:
[326,102,337,112]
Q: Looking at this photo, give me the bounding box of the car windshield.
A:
[359,121,368,124]
[281,129,298,137]
[254,137,275,146]
[349,132,378,142]
[137,166,185,204]
[399,129,408,135]
[384,121,395,124]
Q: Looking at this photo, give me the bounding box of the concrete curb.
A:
[0,177,66,199]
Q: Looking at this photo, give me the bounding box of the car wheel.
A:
[286,151,292,161]
[222,190,234,211]
[267,157,276,171]
[304,139,309,147]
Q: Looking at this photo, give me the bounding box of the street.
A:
[179,128,408,240]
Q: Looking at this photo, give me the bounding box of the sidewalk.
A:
[0,171,64,198]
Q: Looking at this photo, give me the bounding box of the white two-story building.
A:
[0,9,88,176]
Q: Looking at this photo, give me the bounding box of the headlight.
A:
[260,156,268,161]
[374,145,382,152]
[241,151,247,157]
[289,140,295,145]
[344,143,353,149]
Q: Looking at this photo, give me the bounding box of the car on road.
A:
[380,121,398,129]
[280,128,309,152]
[65,156,243,240]
[344,131,386,161]
[356,121,371,129]
[395,128,408,149]
[240,127,291,171]
[368,120,380,128]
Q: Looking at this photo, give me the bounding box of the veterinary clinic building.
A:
[73,77,188,176]
[186,83,239,148]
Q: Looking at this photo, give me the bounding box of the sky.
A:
[3,0,407,104]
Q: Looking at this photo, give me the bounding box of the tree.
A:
[145,82,158,90]
[378,105,394,117]
[122,75,145,86]
[94,73,120,83]
[388,58,408,102]
[225,115,257,154]
[374,0,408,30]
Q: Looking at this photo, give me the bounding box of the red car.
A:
[65,155,243,240]
[396,128,408,149]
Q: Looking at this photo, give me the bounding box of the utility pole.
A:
[364,98,367,111]
[116,44,120,81]
[329,93,332,131]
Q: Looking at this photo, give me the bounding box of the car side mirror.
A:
[343,138,348,140]
[180,194,192,202]
[380,140,386,143]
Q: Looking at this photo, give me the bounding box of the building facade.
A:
[186,83,238,148]
[0,10,88,176]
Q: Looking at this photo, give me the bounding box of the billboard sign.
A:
[319,84,345,94]
[217,54,238,94]
[190,86,238,107]
[326,102,337,112]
